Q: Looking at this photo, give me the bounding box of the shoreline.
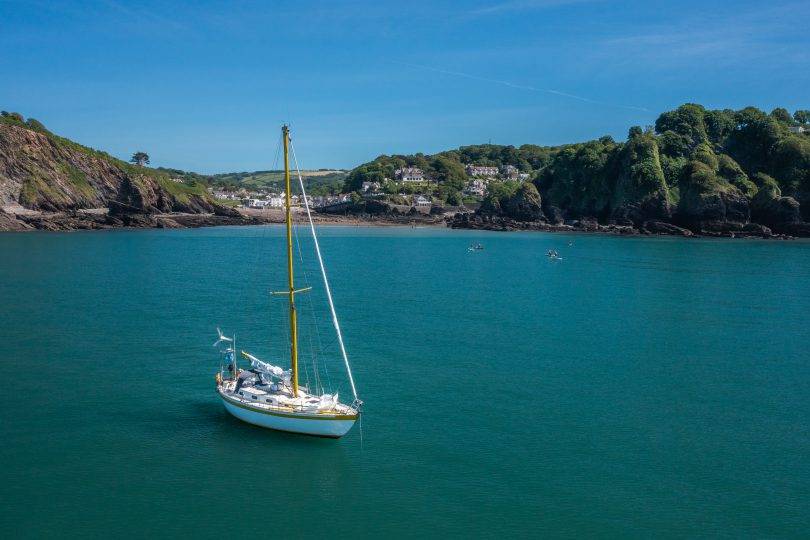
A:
[0,206,449,233]
[2,207,807,240]
[448,213,810,240]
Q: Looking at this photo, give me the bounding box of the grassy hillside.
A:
[1,112,346,201]
[152,167,347,196]
[0,111,219,214]
[1,111,178,185]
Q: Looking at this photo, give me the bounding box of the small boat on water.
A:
[547,249,562,260]
[468,242,484,252]
[213,125,362,438]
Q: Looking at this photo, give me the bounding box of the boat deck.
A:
[218,379,357,418]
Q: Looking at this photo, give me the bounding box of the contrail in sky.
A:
[394,61,649,113]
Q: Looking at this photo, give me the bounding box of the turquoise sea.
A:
[1,226,808,537]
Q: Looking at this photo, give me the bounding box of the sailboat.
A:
[214,125,362,438]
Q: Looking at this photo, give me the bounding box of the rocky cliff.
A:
[0,113,243,231]
[453,105,810,238]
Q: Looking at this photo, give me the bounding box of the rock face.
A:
[0,121,239,231]
[612,196,672,226]
[677,186,750,231]
[315,199,444,224]
[0,123,122,210]
[502,183,544,221]
[0,209,32,231]
[750,174,802,233]
[751,194,801,230]
[109,175,171,215]
[641,220,693,236]
[610,134,673,225]
[542,204,565,224]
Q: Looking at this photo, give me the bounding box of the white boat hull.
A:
[220,394,357,438]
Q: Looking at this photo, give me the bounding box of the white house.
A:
[413,194,432,207]
[466,164,498,178]
[244,198,269,209]
[463,179,487,197]
[395,167,425,183]
[789,126,807,134]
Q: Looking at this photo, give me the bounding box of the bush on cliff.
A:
[655,103,709,149]
[539,137,618,219]
[502,182,544,221]
[750,173,802,228]
[718,154,757,198]
[610,132,671,223]
[480,181,521,215]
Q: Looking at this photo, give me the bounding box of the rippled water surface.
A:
[1,226,808,537]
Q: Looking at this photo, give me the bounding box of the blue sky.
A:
[2,0,808,172]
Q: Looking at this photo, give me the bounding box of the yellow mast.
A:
[282,125,299,397]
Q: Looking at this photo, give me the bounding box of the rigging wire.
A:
[290,155,333,396]
[290,139,359,401]
[289,171,331,401]
[291,195,318,394]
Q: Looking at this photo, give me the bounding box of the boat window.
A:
[251,395,257,399]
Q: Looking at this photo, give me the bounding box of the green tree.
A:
[611,132,670,220]
[654,104,708,147]
[130,152,150,166]
[658,130,691,158]
[429,155,467,190]
[542,138,618,218]
[703,109,736,147]
[518,144,555,170]
[480,180,521,214]
[769,135,810,194]
[717,154,757,198]
[343,163,384,192]
[794,110,810,124]
[770,107,793,125]
[25,118,48,133]
[502,181,543,221]
[445,190,463,206]
[726,107,781,175]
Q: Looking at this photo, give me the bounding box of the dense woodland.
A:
[345,104,810,231]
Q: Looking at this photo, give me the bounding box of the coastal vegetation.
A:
[147,167,347,197]
[2,105,808,236]
[205,169,347,195]
[0,111,245,230]
[345,104,810,236]
[130,151,150,166]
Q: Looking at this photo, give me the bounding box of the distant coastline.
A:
[4,204,809,239]
[2,104,808,237]
[0,206,448,232]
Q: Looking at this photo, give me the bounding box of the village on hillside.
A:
[207,162,531,212]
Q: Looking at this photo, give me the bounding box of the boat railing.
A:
[234,394,352,416]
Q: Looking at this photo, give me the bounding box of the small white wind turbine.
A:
[213,327,233,348]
